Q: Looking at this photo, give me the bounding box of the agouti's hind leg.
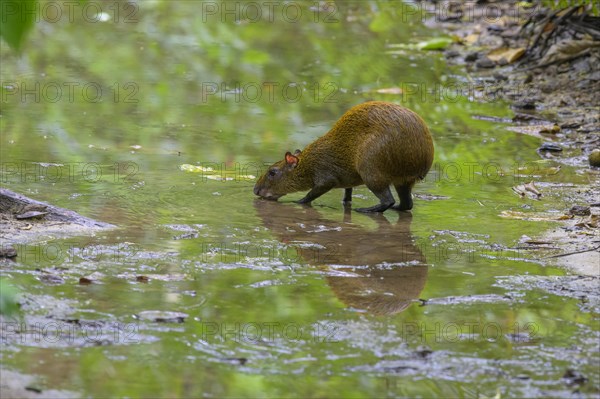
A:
[392,183,413,211]
[343,188,352,203]
[356,185,395,213]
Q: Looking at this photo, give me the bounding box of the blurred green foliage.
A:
[0,0,37,52]
[0,279,19,316]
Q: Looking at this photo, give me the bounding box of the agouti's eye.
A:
[268,169,277,177]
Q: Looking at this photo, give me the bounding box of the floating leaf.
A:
[417,37,454,51]
[387,37,454,53]
[179,164,214,172]
[376,87,403,94]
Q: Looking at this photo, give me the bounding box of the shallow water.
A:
[1,1,598,398]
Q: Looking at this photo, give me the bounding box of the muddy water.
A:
[1,1,598,398]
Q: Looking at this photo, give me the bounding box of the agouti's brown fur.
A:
[253,101,434,212]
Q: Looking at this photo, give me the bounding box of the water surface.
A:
[1,1,598,398]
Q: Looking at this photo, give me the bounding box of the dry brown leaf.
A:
[539,124,561,133]
[524,181,542,197]
[487,47,526,63]
[512,181,541,199]
[575,215,599,229]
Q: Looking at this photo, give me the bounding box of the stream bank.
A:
[419,0,599,279]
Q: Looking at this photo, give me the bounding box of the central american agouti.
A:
[253,101,434,212]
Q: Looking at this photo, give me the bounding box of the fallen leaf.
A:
[512,181,541,199]
[574,215,599,228]
[539,124,561,133]
[417,37,454,50]
[463,33,479,45]
[487,47,526,64]
[524,181,542,197]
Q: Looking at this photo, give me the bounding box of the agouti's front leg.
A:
[296,184,335,204]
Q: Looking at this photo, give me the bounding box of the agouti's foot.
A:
[355,202,394,213]
[391,204,413,211]
[295,199,312,206]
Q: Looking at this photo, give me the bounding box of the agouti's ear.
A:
[285,151,299,167]
[293,149,301,156]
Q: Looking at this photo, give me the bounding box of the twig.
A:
[516,48,591,71]
[545,245,600,259]
[538,6,582,56]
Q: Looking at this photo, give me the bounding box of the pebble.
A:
[465,52,480,62]
[512,100,537,110]
[475,57,495,68]
[0,244,17,258]
[445,50,460,58]
[538,142,562,152]
[589,149,600,167]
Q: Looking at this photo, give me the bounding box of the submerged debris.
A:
[135,311,188,323]
[569,205,591,216]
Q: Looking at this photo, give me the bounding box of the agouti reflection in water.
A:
[254,200,428,316]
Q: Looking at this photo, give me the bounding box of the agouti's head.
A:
[254,150,308,200]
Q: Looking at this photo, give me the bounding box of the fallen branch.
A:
[545,245,600,259]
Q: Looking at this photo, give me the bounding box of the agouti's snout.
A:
[254,101,434,212]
